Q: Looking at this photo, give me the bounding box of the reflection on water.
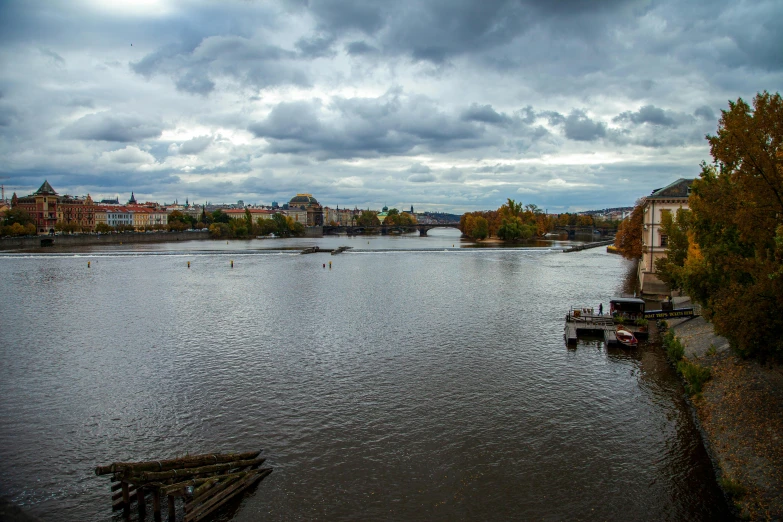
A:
[0,233,729,521]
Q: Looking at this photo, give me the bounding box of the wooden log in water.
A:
[185,474,244,512]
[157,470,257,496]
[168,495,176,522]
[184,469,272,522]
[96,450,261,476]
[153,489,162,522]
[112,483,135,502]
[138,486,146,518]
[129,458,265,483]
[112,486,137,511]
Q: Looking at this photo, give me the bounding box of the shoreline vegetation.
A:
[664,312,783,520]
[642,92,783,520]
[458,197,619,242]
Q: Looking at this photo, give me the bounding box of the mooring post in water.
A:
[88,261,91,268]
[187,261,190,268]
[152,489,161,522]
[122,481,130,515]
[167,495,176,522]
[137,485,146,518]
[231,260,233,268]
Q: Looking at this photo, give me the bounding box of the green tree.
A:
[681,92,783,359]
[209,223,230,238]
[654,208,692,290]
[211,210,230,224]
[2,208,35,227]
[356,211,380,227]
[257,217,278,236]
[95,223,112,233]
[289,221,305,236]
[472,216,489,239]
[3,209,33,227]
[497,217,522,240]
[245,208,252,230]
[272,213,290,237]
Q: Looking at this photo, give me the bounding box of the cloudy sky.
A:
[0,0,780,212]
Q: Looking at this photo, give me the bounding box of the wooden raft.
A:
[96,450,272,522]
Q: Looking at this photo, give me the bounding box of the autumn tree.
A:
[614,198,645,260]
[680,92,783,359]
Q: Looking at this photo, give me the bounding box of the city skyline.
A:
[0,0,780,213]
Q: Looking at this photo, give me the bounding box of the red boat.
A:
[615,328,638,347]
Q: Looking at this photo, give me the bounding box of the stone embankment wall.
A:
[304,226,323,238]
[0,231,210,251]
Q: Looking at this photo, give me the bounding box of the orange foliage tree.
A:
[614,199,645,260]
[667,92,783,359]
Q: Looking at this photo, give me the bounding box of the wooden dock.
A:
[96,450,271,522]
[564,308,649,346]
[564,313,619,345]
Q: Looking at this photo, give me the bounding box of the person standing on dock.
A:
[599,303,603,315]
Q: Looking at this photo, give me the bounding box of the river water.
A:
[0,230,730,521]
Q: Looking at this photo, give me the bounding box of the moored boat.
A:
[615,327,638,347]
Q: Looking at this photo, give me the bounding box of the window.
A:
[660,234,668,247]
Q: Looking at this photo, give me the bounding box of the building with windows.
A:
[637,178,694,295]
[57,194,96,232]
[287,194,323,226]
[13,180,59,234]
[98,206,134,228]
[223,208,276,222]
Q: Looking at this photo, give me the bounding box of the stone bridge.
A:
[323,223,460,236]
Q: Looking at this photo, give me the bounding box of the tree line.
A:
[615,91,783,360]
[0,208,37,236]
[0,207,307,238]
[459,199,613,241]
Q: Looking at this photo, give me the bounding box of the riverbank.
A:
[0,230,210,251]
[669,310,783,520]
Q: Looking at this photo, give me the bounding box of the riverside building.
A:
[637,178,694,295]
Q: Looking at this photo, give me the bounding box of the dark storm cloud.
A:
[694,106,716,121]
[300,0,387,34]
[461,104,512,126]
[345,41,378,56]
[563,110,606,141]
[0,105,17,126]
[295,33,337,58]
[408,163,431,174]
[174,68,216,96]
[408,172,436,183]
[131,35,309,93]
[292,0,645,65]
[249,92,493,159]
[59,112,164,142]
[613,105,690,127]
[541,111,565,126]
